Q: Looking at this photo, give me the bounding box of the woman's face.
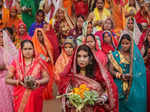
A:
[103,33,112,44]
[43,23,49,31]
[127,19,134,31]
[87,23,93,34]
[129,0,135,6]
[19,24,26,35]
[37,31,44,43]
[103,19,112,30]
[121,38,131,52]
[36,12,44,23]
[86,36,96,50]
[57,10,64,20]
[0,32,3,46]
[10,8,17,17]
[77,50,89,68]
[77,17,84,29]
[64,43,74,56]
[22,42,34,59]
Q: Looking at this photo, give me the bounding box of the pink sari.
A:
[9,50,48,112]
[0,31,18,112]
[59,45,118,112]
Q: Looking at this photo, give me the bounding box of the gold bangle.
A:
[116,72,121,79]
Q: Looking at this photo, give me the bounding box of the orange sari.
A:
[111,0,128,34]
[63,0,72,16]
[0,7,9,29]
[7,7,22,31]
[55,48,72,78]
[32,28,54,99]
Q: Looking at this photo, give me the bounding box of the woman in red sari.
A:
[6,40,49,112]
[59,45,118,112]
[85,34,108,67]
[101,31,118,54]
[32,28,55,99]
[16,22,31,40]
[143,46,150,112]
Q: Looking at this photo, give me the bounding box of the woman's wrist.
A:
[115,72,122,79]
[35,80,40,88]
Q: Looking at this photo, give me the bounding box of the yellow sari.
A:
[93,7,111,30]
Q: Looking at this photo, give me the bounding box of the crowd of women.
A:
[0,0,150,111]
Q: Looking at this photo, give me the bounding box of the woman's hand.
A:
[0,64,6,70]
[96,97,106,105]
[121,74,132,81]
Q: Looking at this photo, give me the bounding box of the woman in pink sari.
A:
[6,40,49,112]
[0,30,18,112]
[85,34,108,67]
[59,45,118,112]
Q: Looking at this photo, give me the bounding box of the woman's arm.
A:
[5,66,19,86]
[108,61,118,78]
[35,70,49,86]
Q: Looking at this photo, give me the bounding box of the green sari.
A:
[108,37,147,112]
[20,0,37,30]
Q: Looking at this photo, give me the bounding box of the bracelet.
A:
[100,95,108,102]
[116,72,121,79]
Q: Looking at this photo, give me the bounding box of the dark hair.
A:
[144,45,150,57]
[21,40,34,49]
[76,45,96,78]
[77,15,85,21]
[4,27,13,35]
[120,34,131,43]
[86,34,96,43]
[144,29,150,52]
[127,17,134,24]
[36,9,45,17]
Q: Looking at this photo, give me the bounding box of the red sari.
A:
[16,23,31,40]
[73,0,88,17]
[138,28,150,52]
[145,58,150,112]
[59,46,118,112]
[45,28,60,63]
[101,32,118,54]
[9,50,48,112]
[32,28,54,99]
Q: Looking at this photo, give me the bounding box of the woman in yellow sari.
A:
[32,28,54,99]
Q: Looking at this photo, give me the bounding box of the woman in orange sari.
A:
[6,40,49,112]
[55,37,76,78]
[7,6,22,33]
[32,28,54,99]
